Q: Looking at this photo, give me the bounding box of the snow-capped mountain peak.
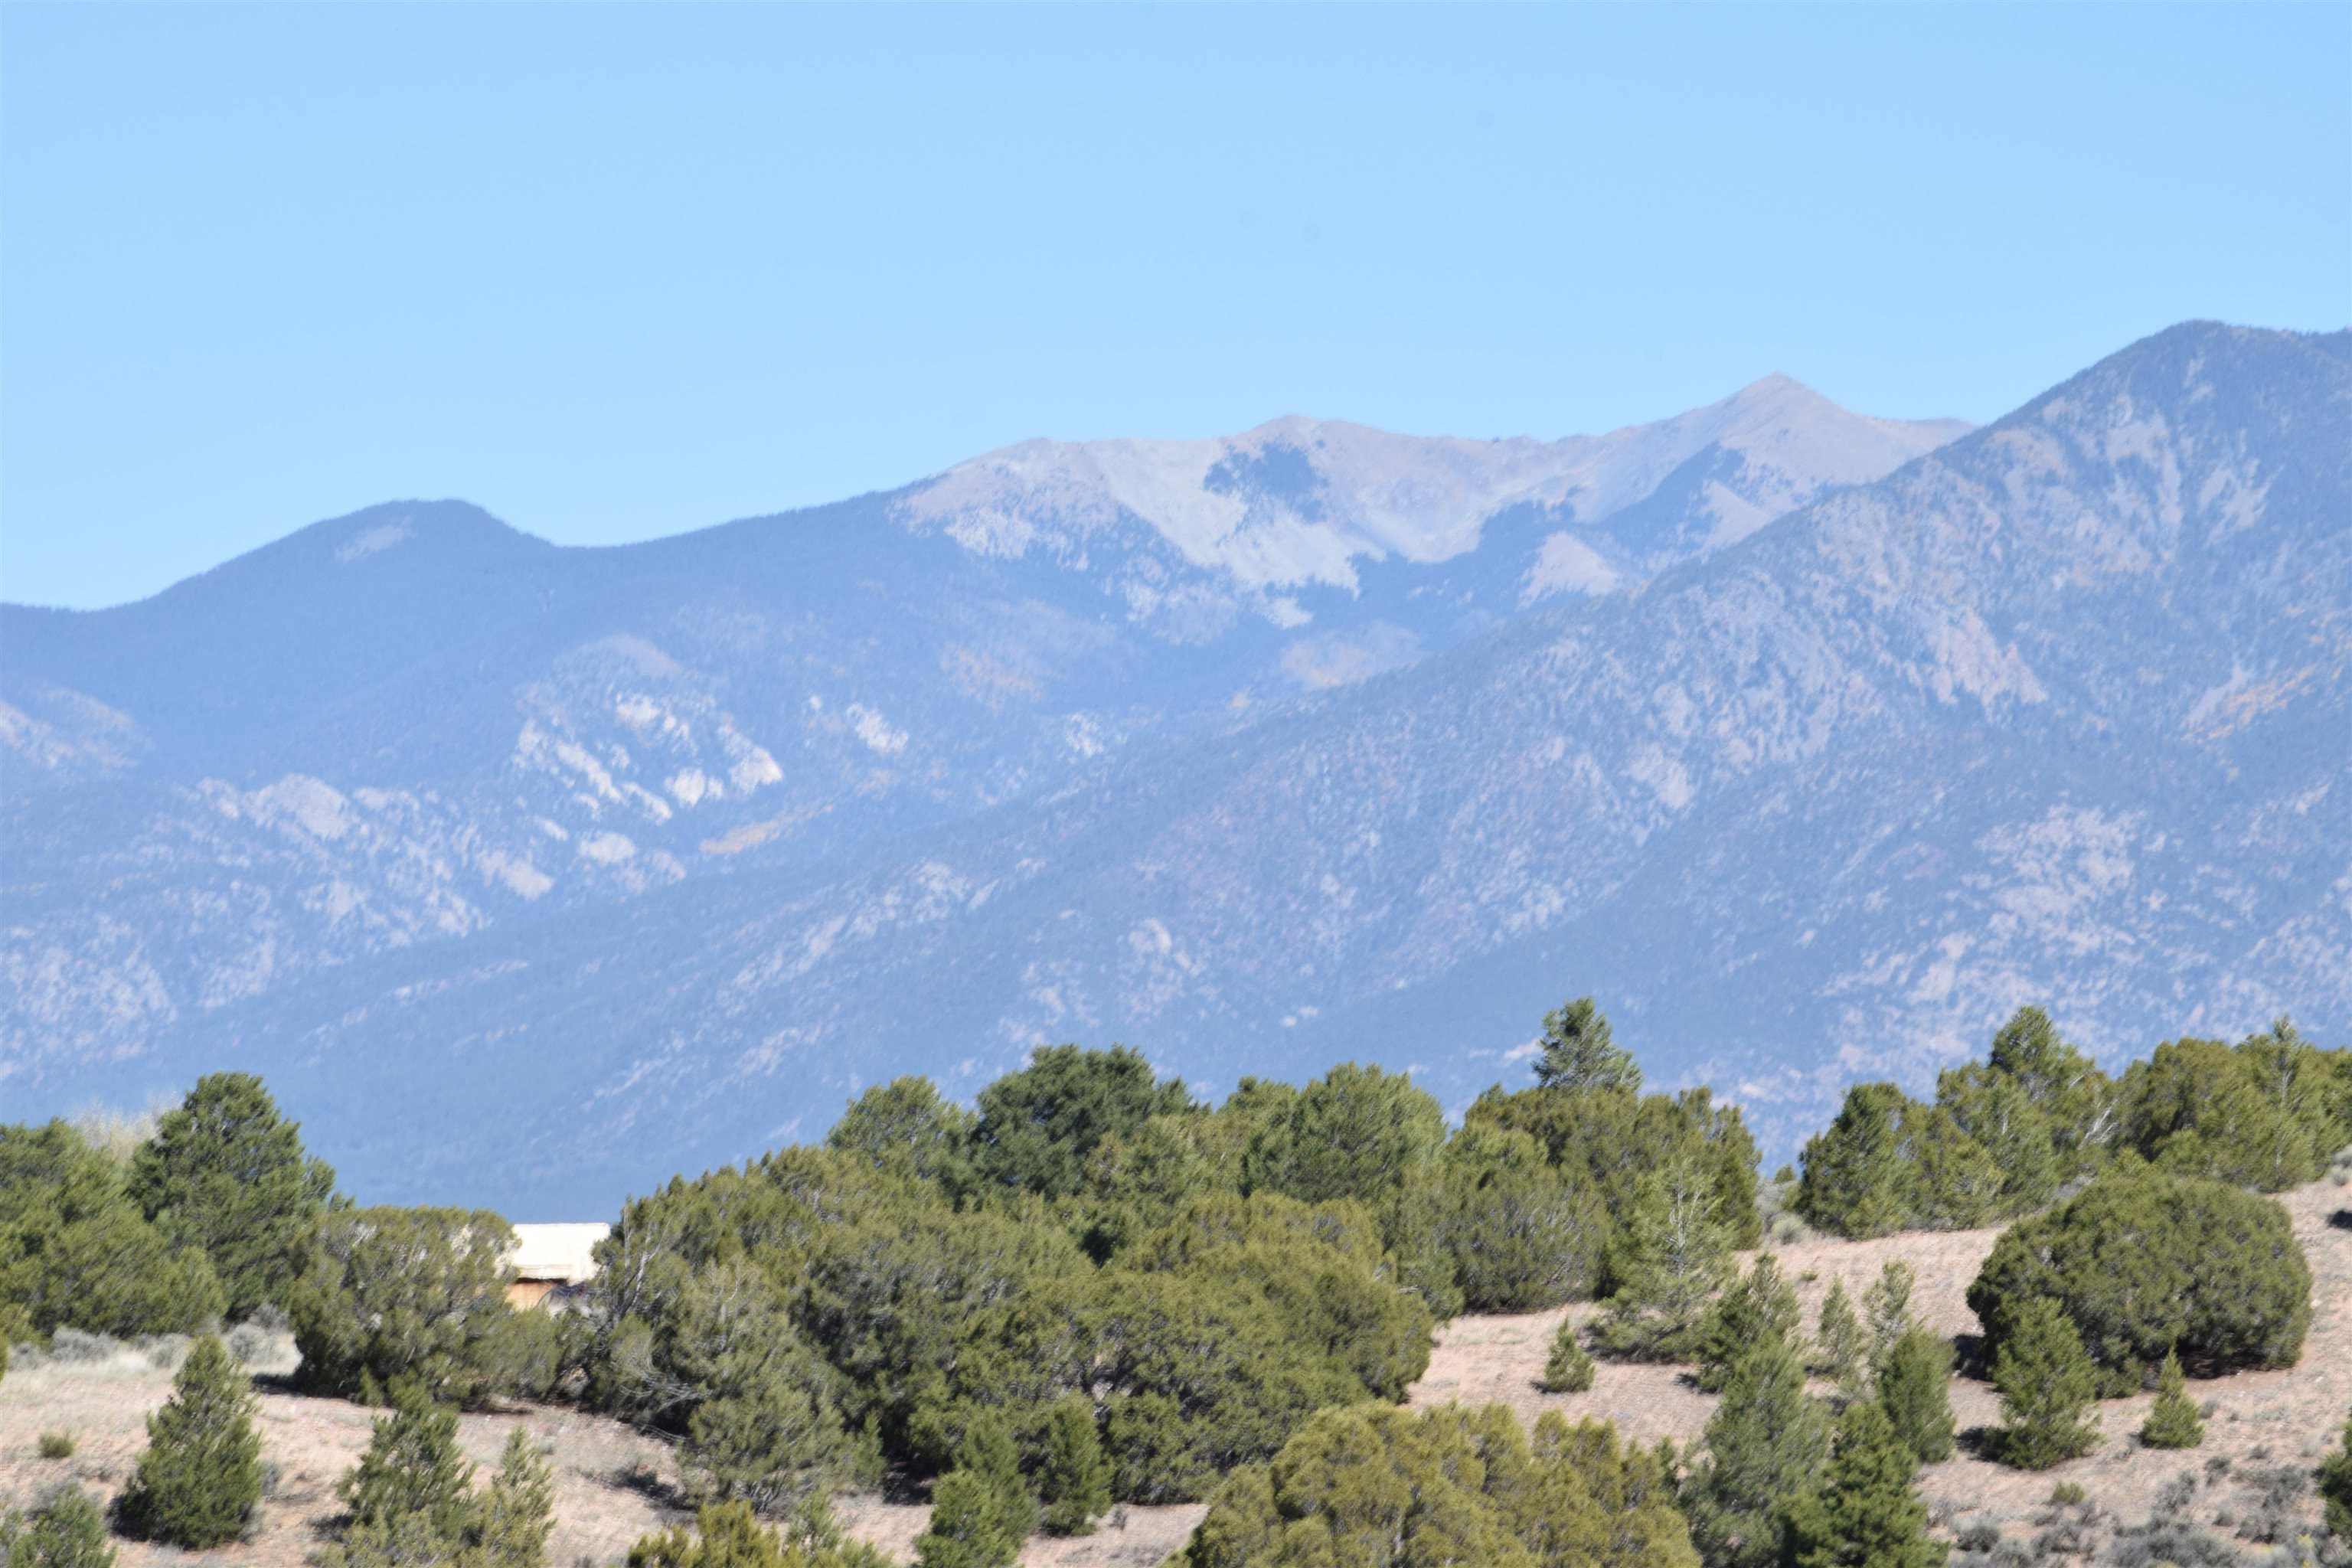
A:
[896,381,1968,596]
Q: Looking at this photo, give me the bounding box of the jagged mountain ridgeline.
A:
[5,322,2346,1215]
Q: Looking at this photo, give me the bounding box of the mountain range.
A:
[5,322,2345,1217]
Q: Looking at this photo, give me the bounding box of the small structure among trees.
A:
[503,1223,610,1311]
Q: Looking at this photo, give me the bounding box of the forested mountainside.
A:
[8,323,2347,1217]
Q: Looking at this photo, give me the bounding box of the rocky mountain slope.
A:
[2,377,1951,1099]
[8,324,2347,1217]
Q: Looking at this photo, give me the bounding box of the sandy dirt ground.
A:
[834,1496,1205,1568]
[4,1175,2342,1564]
[0,1331,678,1567]
[1408,1174,2352,1556]
[0,1332,1204,1566]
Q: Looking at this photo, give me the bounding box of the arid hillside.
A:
[0,1331,1204,1568]
[3,1172,2345,1566]
[1413,1174,2352,1558]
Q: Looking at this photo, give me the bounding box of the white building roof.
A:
[505,1222,610,1285]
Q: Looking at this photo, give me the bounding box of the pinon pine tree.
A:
[1037,1396,1110,1536]
[340,1385,475,1537]
[128,1072,336,1319]
[1863,1260,1916,1366]
[914,1418,1034,1568]
[2138,1350,2203,1450]
[114,1333,264,1548]
[1988,1298,2102,1470]
[1539,1316,1596,1393]
[1696,1254,1801,1393]
[1532,998,1642,1093]
[1794,1085,1919,1239]
[2,1485,116,1568]
[1782,1400,1945,1568]
[1682,1340,1831,1568]
[1591,1151,1734,1361]
[314,1383,479,1568]
[1810,1278,1869,1401]
[472,1426,557,1568]
[2320,1406,2352,1540]
[1873,1329,1955,1466]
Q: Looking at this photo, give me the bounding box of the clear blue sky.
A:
[4,4,2347,609]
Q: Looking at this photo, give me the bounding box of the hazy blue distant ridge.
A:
[6,324,2344,1217]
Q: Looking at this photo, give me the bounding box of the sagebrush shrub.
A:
[629,1500,887,1568]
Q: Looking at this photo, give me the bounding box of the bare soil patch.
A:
[835,1495,1205,1568]
[0,1331,678,1567]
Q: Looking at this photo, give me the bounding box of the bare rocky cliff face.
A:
[6,324,2344,1218]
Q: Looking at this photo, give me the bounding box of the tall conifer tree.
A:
[1037,1397,1110,1536]
[1811,1277,1868,1400]
[1533,998,1642,1093]
[1782,1401,1946,1568]
[116,1334,264,1548]
[1697,1254,1800,1392]
[1988,1298,2101,1469]
[1592,1151,1734,1361]
[1873,1329,1955,1466]
[1863,1261,1916,1364]
[1795,1085,1919,1239]
[128,1073,335,1318]
[1683,1341,1831,1568]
